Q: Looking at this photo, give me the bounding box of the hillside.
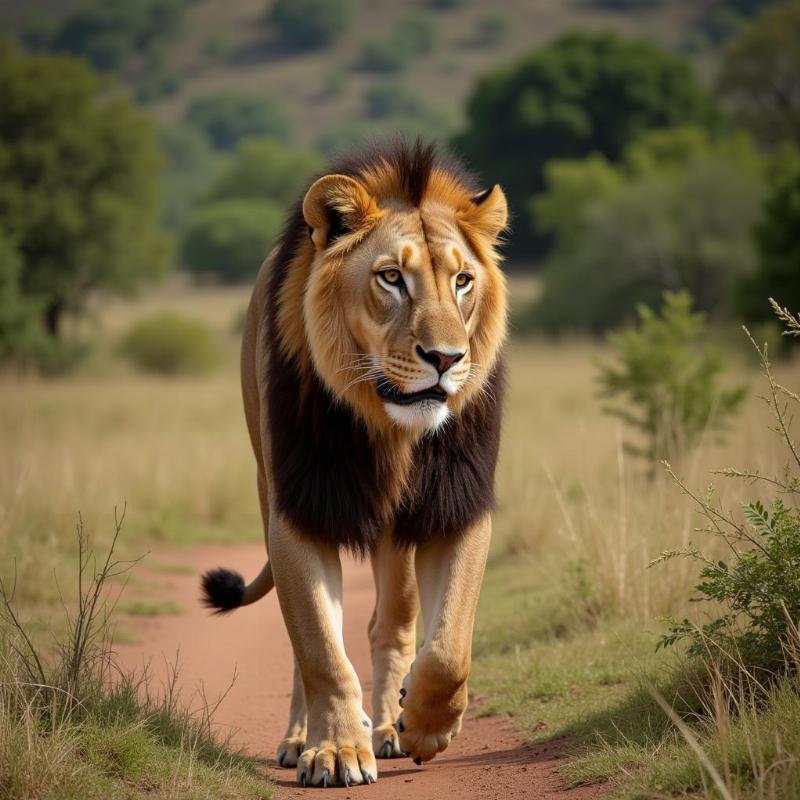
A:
[6,0,723,149]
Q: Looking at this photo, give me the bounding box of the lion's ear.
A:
[302,174,381,251]
[456,184,509,244]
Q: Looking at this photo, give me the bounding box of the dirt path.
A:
[117,543,606,800]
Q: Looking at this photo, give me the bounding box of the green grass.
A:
[472,554,800,799]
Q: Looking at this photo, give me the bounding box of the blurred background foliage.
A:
[0,0,799,373]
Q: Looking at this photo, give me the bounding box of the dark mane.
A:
[263,138,502,554]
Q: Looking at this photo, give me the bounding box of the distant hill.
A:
[5,0,747,150]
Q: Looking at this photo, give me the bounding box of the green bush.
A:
[656,300,800,674]
[206,137,322,207]
[118,313,221,375]
[364,83,426,119]
[158,125,224,231]
[528,126,763,332]
[453,32,720,256]
[358,12,438,72]
[28,0,187,72]
[474,14,509,47]
[737,147,800,326]
[270,0,351,49]
[597,291,747,463]
[0,230,45,368]
[717,2,800,147]
[180,199,282,283]
[185,92,291,149]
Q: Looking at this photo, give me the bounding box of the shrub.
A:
[364,82,425,119]
[656,300,800,675]
[474,14,509,47]
[737,147,800,327]
[597,291,747,463]
[270,0,351,49]
[180,199,283,283]
[528,126,764,332]
[158,125,223,231]
[453,32,720,256]
[29,0,187,72]
[118,313,221,375]
[206,137,322,207]
[717,2,800,147]
[358,12,438,72]
[185,92,291,149]
[0,232,42,368]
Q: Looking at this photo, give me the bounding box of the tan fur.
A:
[237,162,508,786]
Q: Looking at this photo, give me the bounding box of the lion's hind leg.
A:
[368,532,418,758]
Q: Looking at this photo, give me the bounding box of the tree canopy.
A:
[185,92,292,150]
[718,1,800,148]
[452,32,720,256]
[528,127,763,333]
[736,146,800,323]
[0,44,169,339]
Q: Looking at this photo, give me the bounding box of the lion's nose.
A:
[416,345,465,375]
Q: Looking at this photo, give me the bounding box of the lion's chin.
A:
[384,400,451,433]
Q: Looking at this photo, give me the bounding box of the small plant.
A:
[655,299,800,674]
[598,291,747,462]
[118,312,221,376]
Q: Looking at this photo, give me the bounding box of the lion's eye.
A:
[455,273,473,290]
[377,268,405,292]
[382,269,401,284]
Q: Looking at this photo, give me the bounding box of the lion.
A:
[201,139,508,789]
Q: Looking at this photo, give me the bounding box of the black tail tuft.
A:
[201,568,245,614]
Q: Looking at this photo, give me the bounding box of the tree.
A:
[0,45,169,339]
[180,200,283,283]
[718,2,800,148]
[185,92,291,150]
[737,147,800,323]
[159,125,224,231]
[528,127,763,333]
[206,137,322,207]
[270,0,351,50]
[0,229,44,366]
[24,0,187,72]
[453,32,719,256]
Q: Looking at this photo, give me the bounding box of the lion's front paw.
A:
[297,741,377,787]
[276,735,305,768]
[372,724,404,759]
[396,657,468,764]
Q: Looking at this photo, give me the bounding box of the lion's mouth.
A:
[375,380,448,406]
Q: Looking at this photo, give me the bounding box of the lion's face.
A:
[301,170,508,434]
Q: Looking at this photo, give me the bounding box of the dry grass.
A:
[2,280,799,797]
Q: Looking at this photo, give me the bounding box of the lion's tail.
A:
[200,560,274,614]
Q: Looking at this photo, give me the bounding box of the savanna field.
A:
[3,0,800,797]
[3,279,800,798]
